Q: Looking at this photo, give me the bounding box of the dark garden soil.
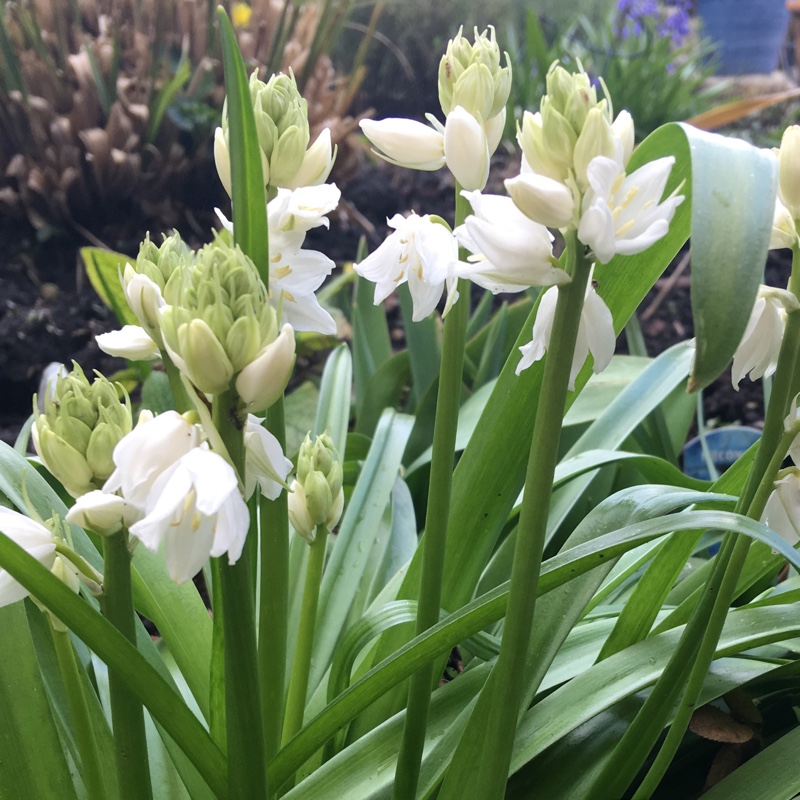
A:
[0,153,787,447]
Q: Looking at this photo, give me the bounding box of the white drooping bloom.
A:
[0,508,58,607]
[731,286,800,390]
[360,105,502,192]
[217,183,341,334]
[353,212,459,321]
[103,410,201,509]
[454,190,568,292]
[770,195,798,250]
[505,169,576,230]
[129,447,249,584]
[96,326,160,361]
[122,266,168,345]
[65,490,137,537]
[763,471,800,547]
[244,415,293,500]
[577,148,684,264]
[516,268,615,390]
[236,323,296,414]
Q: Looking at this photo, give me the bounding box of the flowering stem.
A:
[212,389,268,799]
[260,396,290,761]
[451,231,592,800]
[50,620,106,800]
[162,353,193,414]
[282,524,329,752]
[391,189,471,800]
[592,247,800,800]
[102,530,153,800]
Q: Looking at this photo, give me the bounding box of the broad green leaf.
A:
[0,536,227,798]
[130,547,212,721]
[141,370,175,414]
[81,247,138,327]
[398,283,441,407]
[685,125,778,391]
[0,604,78,799]
[217,8,269,282]
[310,410,413,691]
[270,506,795,786]
[352,275,393,416]
[354,351,411,437]
[701,724,800,800]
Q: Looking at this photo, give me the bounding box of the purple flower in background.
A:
[617,0,692,47]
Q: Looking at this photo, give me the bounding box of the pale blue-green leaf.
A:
[0,604,78,799]
[685,125,778,391]
[310,410,413,691]
[141,370,175,414]
[284,380,320,457]
[313,344,353,459]
[354,350,411,437]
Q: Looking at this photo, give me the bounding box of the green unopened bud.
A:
[539,98,578,179]
[33,364,132,497]
[573,107,618,190]
[291,431,344,539]
[240,70,310,189]
[438,26,511,121]
[135,232,189,290]
[160,236,278,398]
[543,63,610,139]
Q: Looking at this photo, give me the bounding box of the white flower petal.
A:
[444,106,489,191]
[97,326,160,361]
[360,118,445,171]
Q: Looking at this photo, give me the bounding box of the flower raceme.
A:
[353,213,459,322]
[360,27,509,192]
[516,267,616,390]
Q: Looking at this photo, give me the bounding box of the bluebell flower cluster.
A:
[617,0,692,47]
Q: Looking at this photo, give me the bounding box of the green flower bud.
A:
[290,431,344,539]
[134,232,189,291]
[159,236,279,398]
[33,364,132,497]
[438,26,511,121]
[573,107,618,191]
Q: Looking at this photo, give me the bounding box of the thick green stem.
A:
[260,397,290,761]
[592,246,800,800]
[102,530,153,800]
[50,621,107,800]
[213,389,268,799]
[282,524,329,748]
[391,188,472,800]
[448,233,592,800]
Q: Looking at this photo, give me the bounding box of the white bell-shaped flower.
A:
[516,267,615,390]
[354,212,459,321]
[0,508,58,608]
[129,448,249,584]
[731,286,799,390]
[244,415,293,500]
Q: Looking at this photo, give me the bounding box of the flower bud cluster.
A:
[32,364,132,498]
[158,236,296,408]
[214,70,335,194]
[288,432,344,542]
[438,26,511,124]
